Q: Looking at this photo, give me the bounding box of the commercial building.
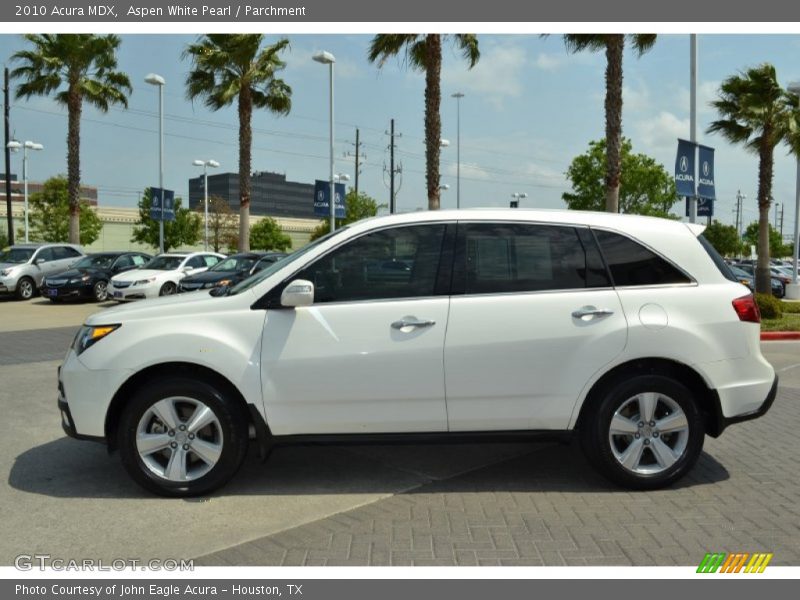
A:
[188,171,317,219]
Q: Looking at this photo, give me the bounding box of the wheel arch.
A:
[104,361,253,451]
[574,358,725,438]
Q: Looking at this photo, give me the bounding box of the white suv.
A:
[57,210,777,496]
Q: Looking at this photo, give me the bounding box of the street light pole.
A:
[510,192,527,209]
[788,82,800,298]
[313,51,336,232]
[193,159,219,251]
[689,34,698,224]
[7,140,43,243]
[145,73,165,254]
[452,92,464,208]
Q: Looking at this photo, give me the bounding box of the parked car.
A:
[41,252,152,302]
[58,210,776,496]
[0,243,84,300]
[108,252,224,301]
[732,263,786,297]
[178,252,287,294]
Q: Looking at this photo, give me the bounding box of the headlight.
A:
[1,268,14,277]
[133,277,156,286]
[73,324,121,355]
[69,275,91,284]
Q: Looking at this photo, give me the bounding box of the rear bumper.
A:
[709,374,779,437]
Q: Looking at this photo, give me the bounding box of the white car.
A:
[108,252,224,301]
[58,210,776,496]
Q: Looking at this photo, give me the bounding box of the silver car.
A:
[0,243,85,300]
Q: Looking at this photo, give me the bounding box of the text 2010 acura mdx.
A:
[57,210,777,496]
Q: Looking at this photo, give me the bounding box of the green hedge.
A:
[757,293,783,319]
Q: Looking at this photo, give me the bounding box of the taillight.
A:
[732,294,761,323]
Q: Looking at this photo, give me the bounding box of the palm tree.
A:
[368,34,479,211]
[562,34,657,213]
[184,35,292,251]
[708,64,800,294]
[11,34,131,244]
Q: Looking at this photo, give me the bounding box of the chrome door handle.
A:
[391,318,436,329]
[571,306,614,319]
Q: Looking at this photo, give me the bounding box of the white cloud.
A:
[442,40,528,109]
[284,45,361,79]
[444,161,490,180]
[534,51,598,72]
[622,80,651,112]
[634,110,690,153]
[674,80,720,115]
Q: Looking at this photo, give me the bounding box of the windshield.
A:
[228,228,348,296]
[74,254,116,269]
[211,256,256,273]
[145,256,185,271]
[0,248,35,264]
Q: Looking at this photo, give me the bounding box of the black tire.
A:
[159,281,177,296]
[118,376,249,497]
[579,374,704,490]
[15,277,35,300]
[93,280,109,302]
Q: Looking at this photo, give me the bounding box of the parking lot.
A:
[1,297,799,566]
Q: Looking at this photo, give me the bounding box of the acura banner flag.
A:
[675,139,696,197]
[697,145,716,200]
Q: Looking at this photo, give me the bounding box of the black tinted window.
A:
[296,225,446,303]
[459,223,608,294]
[113,255,134,269]
[594,230,691,286]
[698,234,738,283]
[186,256,206,269]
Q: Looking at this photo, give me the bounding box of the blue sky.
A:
[1,33,800,235]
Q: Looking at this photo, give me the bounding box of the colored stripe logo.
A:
[697,552,773,573]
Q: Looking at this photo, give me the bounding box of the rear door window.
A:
[455,223,610,295]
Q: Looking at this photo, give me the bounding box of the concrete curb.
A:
[761,331,800,341]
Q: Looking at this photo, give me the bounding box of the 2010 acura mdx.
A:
[57,209,777,496]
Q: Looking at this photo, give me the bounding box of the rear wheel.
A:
[579,375,704,489]
[118,376,249,497]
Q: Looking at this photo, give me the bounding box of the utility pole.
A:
[384,120,402,213]
[390,119,395,213]
[774,202,781,230]
[736,190,745,240]
[780,203,785,237]
[4,67,13,246]
[346,128,365,199]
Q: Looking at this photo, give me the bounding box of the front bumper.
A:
[108,284,153,301]
[57,366,105,443]
[0,278,17,294]
[57,350,132,440]
[42,283,91,300]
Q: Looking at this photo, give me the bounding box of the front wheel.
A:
[159,281,177,296]
[118,376,249,497]
[93,280,109,302]
[579,375,705,490]
[15,277,35,300]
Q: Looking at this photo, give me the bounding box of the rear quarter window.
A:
[594,230,691,287]
[697,234,738,283]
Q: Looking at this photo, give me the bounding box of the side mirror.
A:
[182,266,193,273]
[34,257,45,265]
[280,279,314,308]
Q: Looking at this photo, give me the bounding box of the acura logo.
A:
[680,156,689,172]
[702,161,710,176]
